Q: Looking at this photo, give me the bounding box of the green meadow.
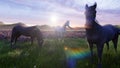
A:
[0,38,120,68]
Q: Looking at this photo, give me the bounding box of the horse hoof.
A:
[98,63,102,68]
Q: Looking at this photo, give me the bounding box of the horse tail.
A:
[119,29,120,34]
[117,28,120,34]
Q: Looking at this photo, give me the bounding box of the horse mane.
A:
[85,19,101,29]
[15,22,26,26]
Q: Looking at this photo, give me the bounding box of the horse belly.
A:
[21,31,33,37]
[103,30,115,42]
[87,35,100,43]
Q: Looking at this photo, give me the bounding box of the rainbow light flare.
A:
[64,46,91,68]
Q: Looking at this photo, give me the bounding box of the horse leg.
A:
[31,37,34,45]
[62,32,65,43]
[112,35,119,64]
[59,33,62,42]
[40,39,43,46]
[11,35,15,48]
[96,43,104,68]
[112,36,118,53]
[11,32,17,48]
[14,34,20,44]
[106,42,109,51]
[11,35,19,48]
[14,36,18,45]
[37,38,43,47]
[88,42,93,63]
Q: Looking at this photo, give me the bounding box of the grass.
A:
[0,38,120,68]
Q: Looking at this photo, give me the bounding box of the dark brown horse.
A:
[85,2,120,68]
[11,24,43,47]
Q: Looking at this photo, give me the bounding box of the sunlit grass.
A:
[0,38,120,68]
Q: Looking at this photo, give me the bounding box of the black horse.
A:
[11,24,43,47]
[85,2,120,67]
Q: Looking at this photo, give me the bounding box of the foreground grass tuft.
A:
[0,38,120,68]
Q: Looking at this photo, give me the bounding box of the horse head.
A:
[85,2,97,28]
[64,20,72,29]
[64,20,70,26]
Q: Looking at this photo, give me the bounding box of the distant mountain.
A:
[0,22,119,31]
[0,22,26,30]
[38,25,53,31]
[0,21,4,25]
[0,24,14,30]
[0,23,53,31]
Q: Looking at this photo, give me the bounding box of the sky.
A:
[0,0,120,27]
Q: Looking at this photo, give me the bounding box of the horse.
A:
[55,20,72,42]
[85,2,120,67]
[11,24,43,48]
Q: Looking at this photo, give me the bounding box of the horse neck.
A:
[86,19,102,31]
[63,24,67,31]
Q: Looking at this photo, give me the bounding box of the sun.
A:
[50,14,58,26]
[51,15,58,22]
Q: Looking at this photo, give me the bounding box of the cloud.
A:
[0,0,120,26]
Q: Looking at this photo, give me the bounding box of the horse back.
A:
[12,25,42,37]
[103,25,118,34]
[102,24,119,40]
[86,24,119,43]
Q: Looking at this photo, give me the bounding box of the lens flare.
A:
[64,46,91,68]
[64,46,68,50]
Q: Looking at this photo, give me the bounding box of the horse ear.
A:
[94,2,97,9]
[85,4,88,9]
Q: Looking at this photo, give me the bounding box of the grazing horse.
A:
[11,24,43,47]
[55,20,72,41]
[85,2,120,67]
